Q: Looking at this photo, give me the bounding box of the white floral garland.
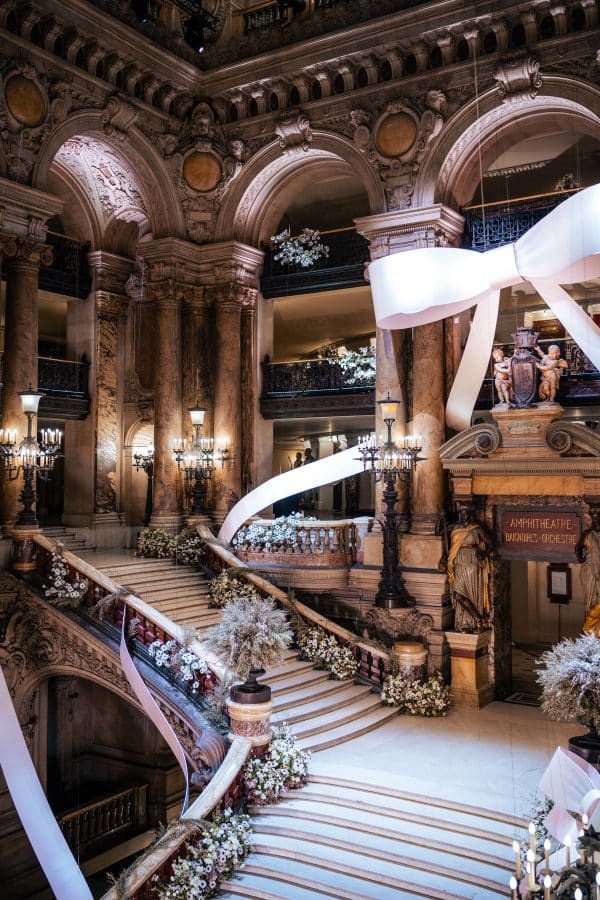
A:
[233,512,318,552]
[244,724,310,806]
[148,639,209,692]
[382,671,451,716]
[297,626,357,680]
[337,346,376,385]
[44,542,89,607]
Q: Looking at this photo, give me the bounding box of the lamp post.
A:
[172,406,230,521]
[357,394,423,609]
[0,386,63,528]
[132,446,154,526]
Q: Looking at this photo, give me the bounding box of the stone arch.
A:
[215,130,386,246]
[32,109,185,241]
[124,420,154,526]
[415,78,600,210]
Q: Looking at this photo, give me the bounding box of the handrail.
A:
[462,186,580,212]
[100,739,252,900]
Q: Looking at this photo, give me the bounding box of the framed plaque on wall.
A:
[547,563,571,604]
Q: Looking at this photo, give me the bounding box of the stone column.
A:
[93,293,126,514]
[411,320,445,535]
[213,287,243,522]
[240,293,257,496]
[147,280,183,531]
[0,235,52,532]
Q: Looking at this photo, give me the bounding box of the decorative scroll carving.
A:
[275,110,312,154]
[494,53,542,102]
[546,421,600,456]
[439,423,502,460]
[101,95,140,141]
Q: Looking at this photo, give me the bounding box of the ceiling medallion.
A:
[4,74,47,128]
[374,112,418,158]
[183,151,223,192]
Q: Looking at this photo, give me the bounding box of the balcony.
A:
[0,354,90,419]
[462,189,579,252]
[260,355,374,418]
[41,232,92,299]
[260,227,369,299]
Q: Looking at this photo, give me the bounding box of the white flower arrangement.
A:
[175,528,206,569]
[270,227,329,268]
[337,346,376,386]
[208,572,260,609]
[44,542,89,608]
[297,626,358,680]
[136,527,176,559]
[153,810,252,900]
[382,671,451,716]
[244,724,310,806]
[148,638,209,692]
[553,173,580,192]
[233,513,318,552]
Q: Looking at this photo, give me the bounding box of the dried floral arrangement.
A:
[536,633,600,730]
[232,512,318,552]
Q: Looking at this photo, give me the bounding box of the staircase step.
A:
[297,705,399,752]
[261,659,317,683]
[268,669,333,696]
[271,676,360,713]
[118,571,208,588]
[220,870,347,900]
[293,694,386,740]
[273,684,374,725]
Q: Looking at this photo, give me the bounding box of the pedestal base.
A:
[11,526,41,572]
[226,697,272,748]
[446,630,494,709]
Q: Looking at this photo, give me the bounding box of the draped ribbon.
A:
[219,446,366,544]
[538,746,600,867]
[0,663,92,899]
[369,183,600,431]
[119,612,189,814]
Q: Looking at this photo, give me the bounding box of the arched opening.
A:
[483,31,497,53]
[456,39,469,61]
[403,53,417,75]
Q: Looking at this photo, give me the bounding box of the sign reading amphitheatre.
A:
[499,509,581,562]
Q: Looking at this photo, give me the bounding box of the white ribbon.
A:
[219,447,366,544]
[538,745,600,863]
[119,612,189,814]
[0,663,93,899]
[369,183,600,431]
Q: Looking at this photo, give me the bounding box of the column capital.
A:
[211,281,257,310]
[88,250,135,295]
[0,175,62,239]
[145,278,192,306]
[95,290,129,318]
[0,233,53,268]
[355,204,465,258]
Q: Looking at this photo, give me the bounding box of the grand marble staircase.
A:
[220,773,519,899]
[85,553,398,752]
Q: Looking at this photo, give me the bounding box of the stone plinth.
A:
[446,630,494,709]
[11,526,41,572]
[491,406,564,456]
[400,533,443,570]
[226,697,272,748]
[394,640,427,682]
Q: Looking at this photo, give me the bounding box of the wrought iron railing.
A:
[244,0,291,33]
[260,227,369,298]
[58,784,148,856]
[462,189,579,251]
[262,356,374,397]
[37,356,90,397]
[40,232,92,299]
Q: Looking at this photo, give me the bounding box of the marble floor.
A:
[311,700,574,821]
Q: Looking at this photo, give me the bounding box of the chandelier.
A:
[172,407,230,517]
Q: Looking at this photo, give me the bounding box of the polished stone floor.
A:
[310,700,574,821]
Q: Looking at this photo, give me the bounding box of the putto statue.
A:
[445,504,495,633]
[492,348,513,406]
[535,343,568,403]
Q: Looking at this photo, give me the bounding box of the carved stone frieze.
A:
[494,53,542,102]
[362,606,434,647]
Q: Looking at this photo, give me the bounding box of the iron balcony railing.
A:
[42,232,92,299]
[462,188,580,251]
[262,355,374,397]
[260,227,370,298]
[0,354,90,419]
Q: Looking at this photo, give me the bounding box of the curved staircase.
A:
[86,553,397,752]
[220,774,521,899]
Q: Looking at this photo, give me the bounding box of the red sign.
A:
[499,509,581,561]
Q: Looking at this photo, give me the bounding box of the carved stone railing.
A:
[200,525,390,689]
[58,784,148,857]
[462,189,579,251]
[233,519,358,567]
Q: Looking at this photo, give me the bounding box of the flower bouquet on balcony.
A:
[337,345,376,386]
[270,227,329,268]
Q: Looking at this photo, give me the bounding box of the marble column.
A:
[93,292,126,515]
[240,293,257,496]
[147,281,183,531]
[0,235,51,532]
[411,320,445,534]
[213,288,243,522]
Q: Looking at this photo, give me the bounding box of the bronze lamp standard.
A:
[132,446,154,526]
[172,406,230,519]
[0,386,63,527]
[357,394,423,609]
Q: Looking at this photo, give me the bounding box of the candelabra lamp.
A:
[132,446,154,526]
[357,394,423,609]
[0,386,63,528]
[172,406,230,519]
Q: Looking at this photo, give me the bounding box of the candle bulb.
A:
[526,849,536,891]
[512,839,522,879]
[509,875,518,900]
[544,837,551,875]
[574,889,582,900]
[543,874,551,900]
[596,872,600,900]
[529,821,536,855]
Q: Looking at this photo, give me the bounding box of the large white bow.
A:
[369,184,600,431]
[538,746,600,867]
